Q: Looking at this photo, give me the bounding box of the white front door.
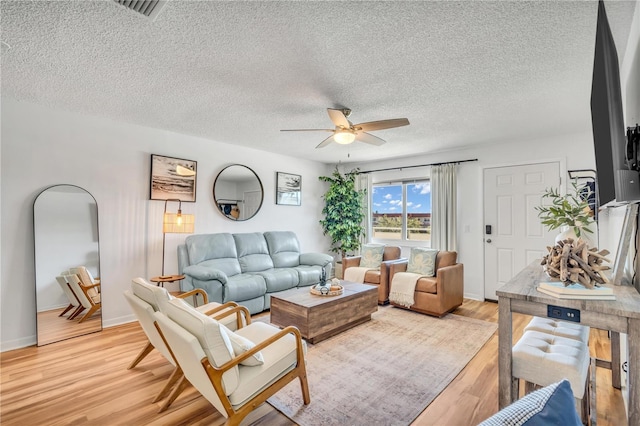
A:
[243,190,262,220]
[483,162,560,300]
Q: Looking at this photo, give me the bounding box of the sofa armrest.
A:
[299,252,333,266]
[388,260,409,284]
[436,263,464,299]
[380,258,407,284]
[342,256,362,270]
[183,265,229,284]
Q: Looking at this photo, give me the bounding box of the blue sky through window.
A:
[372,182,431,214]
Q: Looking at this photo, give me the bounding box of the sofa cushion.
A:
[229,322,306,407]
[221,324,264,366]
[186,233,237,265]
[293,265,324,287]
[234,233,275,272]
[224,274,267,301]
[360,244,385,269]
[199,258,242,277]
[478,379,581,426]
[255,268,299,292]
[164,298,239,395]
[264,231,301,267]
[407,248,439,276]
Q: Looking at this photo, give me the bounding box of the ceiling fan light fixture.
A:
[334,130,356,144]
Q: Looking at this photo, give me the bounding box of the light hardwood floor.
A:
[0,299,627,425]
[36,307,102,346]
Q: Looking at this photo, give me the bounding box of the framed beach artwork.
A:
[150,154,197,202]
[276,172,301,206]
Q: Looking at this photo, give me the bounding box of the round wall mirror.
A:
[34,184,102,345]
[213,164,264,221]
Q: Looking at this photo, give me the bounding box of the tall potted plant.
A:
[535,180,595,243]
[319,167,365,259]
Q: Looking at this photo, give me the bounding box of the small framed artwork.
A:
[276,172,301,206]
[150,154,197,202]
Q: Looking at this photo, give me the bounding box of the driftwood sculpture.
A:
[540,238,611,288]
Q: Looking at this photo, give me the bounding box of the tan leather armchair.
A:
[343,245,402,304]
[388,251,464,317]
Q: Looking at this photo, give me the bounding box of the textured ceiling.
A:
[1,0,637,164]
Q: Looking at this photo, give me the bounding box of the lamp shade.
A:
[163,213,195,233]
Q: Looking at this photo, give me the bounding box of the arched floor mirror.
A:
[34,185,102,345]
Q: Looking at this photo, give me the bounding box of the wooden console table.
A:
[497,261,640,425]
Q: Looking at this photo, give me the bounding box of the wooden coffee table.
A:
[269,281,378,344]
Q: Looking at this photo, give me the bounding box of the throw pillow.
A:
[220,324,264,366]
[406,247,438,276]
[359,244,385,269]
[478,380,581,426]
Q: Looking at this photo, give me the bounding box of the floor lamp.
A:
[162,199,195,277]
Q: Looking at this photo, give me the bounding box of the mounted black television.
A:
[590,1,639,208]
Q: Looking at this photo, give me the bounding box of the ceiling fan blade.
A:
[355,118,410,132]
[355,132,386,146]
[327,108,350,128]
[316,135,335,149]
[280,129,334,132]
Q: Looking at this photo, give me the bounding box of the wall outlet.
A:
[547,305,581,323]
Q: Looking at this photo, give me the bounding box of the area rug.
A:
[266,306,497,426]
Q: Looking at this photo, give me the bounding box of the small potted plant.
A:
[535,180,595,244]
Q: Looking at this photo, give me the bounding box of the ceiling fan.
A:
[281,108,410,148]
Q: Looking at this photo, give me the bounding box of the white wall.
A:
[346,131,596,301]
[0,98,332,351]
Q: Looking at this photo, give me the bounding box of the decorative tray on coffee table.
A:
[309,281,344,296]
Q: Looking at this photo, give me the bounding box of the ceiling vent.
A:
[113,0,168,21]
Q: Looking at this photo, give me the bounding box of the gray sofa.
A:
[177,231,333,314]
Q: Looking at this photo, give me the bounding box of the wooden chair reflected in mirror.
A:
[65,273,101,323]
[55,275,81,319]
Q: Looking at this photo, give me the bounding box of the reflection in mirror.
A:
[34,185,101,346]
[213,164,264,221]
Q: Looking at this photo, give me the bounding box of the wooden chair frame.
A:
[153,302,252,411]
[157,320,309,426]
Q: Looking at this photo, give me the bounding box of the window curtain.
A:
[431,163,457,251]
[355,173,371,249]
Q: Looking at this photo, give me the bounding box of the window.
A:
[371,181,431,244]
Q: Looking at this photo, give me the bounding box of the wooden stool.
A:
[512,330,591,424]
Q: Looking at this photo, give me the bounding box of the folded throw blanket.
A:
[389,272,424,308]
[344,266,375,283]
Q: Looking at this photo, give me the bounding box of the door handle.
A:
[486,239,492,243]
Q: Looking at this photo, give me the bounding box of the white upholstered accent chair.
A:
[125,278,248,409]
[55,275,81,318]
[65,273,101,323]
[154,298,310,425]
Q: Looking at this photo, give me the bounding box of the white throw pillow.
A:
[359,244,385,269]
[407,247,438,276]
[221,324,264,366]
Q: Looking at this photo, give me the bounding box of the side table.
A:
[150,274,185,288]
